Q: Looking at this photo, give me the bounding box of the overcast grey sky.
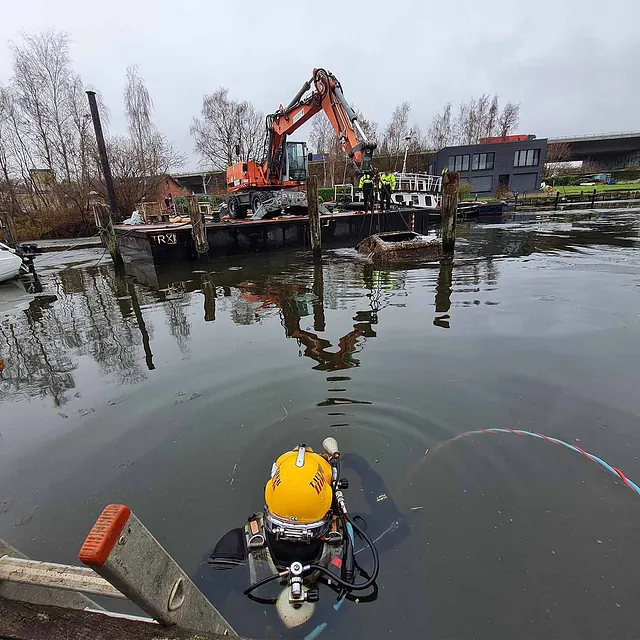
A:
[2,0,639,169]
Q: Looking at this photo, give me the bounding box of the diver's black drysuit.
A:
[192,453,409,637]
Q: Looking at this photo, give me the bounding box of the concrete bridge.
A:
[548,131,640,170]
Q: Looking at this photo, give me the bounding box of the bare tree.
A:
[191,88,264,170]
[544,140,573,177]
[309,112,336,186]
[0,31,185,236]
[8,31,97,228]
[497,102,520,139]
[428,102,453,150]
[485,94,499,138]
[475,94,490,140]
[382,101,411,156]
[104,132,184,215]
[237,101,264,162]
[381,102,428,169]
[124,64,154,168]
[454,95,493,145]
[0,87,22,217]
[113,65,185,213]
[453,99,474,145]
[441,93,518,145]
[11,31,80,183]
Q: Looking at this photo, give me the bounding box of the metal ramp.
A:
[0,504,238,639]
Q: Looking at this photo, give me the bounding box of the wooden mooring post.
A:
[188,196,209,258]
[307,175,321,254]
[441,171,459,255]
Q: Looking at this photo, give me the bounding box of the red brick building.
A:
[157,175,188,208]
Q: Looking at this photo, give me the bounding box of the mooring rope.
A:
[432,428,640,497]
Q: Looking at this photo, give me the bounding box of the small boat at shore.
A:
[0,243,22,283]
[356,231,442,263]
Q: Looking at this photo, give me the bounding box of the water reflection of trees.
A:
[0,298,76,406]
[0,265,155,405]
[143,281,193,354]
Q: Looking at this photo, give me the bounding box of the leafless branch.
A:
[191,88,264,170]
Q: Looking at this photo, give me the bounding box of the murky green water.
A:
[1,211,640,639]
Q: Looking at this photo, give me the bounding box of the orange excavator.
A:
[225,68,376,219]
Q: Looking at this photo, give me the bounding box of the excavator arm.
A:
[264,68,375,182]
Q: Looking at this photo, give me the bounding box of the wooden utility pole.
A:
[87,91,123,267]
[307,175,321,254]
[441,171,459,255]
[188,196,209,257]
[86,91,119,223]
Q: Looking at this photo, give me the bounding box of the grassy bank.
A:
[545,182,640,195]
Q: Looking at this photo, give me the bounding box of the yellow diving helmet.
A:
[264,444,334,543]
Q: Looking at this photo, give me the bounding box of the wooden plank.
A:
[0,557,124,600]
[0,540,99,612]
[0,596,247,640]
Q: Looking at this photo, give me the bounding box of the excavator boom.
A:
[265,69,374,180]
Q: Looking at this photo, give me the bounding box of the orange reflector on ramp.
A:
[79,504,131,567]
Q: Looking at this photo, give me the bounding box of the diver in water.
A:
[193,438,408,637]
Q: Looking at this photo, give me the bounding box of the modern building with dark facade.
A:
[427,137,548,195]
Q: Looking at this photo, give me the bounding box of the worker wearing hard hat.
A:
[379,170,396,212]
[359,170,375,214]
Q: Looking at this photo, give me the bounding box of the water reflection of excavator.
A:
[225,68,376,219]
[237,270,381,372]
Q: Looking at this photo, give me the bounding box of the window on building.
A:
[514,149,540,167]
[470,176,493,192]
[449,154,470,172]
[471,152,495,171]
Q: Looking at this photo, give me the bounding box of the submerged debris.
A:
[356,231,441,263]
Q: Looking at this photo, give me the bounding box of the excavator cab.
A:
[284,142,308,183]
[360,144,375,174]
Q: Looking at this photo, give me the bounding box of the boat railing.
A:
[334,183,354,201]
[393,173,442,194]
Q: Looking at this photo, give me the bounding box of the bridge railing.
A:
[549,131,640,142]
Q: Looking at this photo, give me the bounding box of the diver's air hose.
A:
[243,515,379,597]
[243,570,287,596]
[310,514,379,592]
[341,520,355,584]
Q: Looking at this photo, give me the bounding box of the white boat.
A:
[389,173,442,210]
[0,242,23,283]
[339,172,442,211]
